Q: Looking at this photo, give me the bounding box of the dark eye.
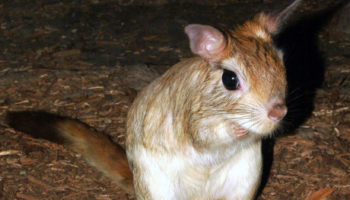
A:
[222,69,240,90]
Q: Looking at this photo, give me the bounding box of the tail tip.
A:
[5,111,66,144]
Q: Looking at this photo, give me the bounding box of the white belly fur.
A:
[132,139,262,200]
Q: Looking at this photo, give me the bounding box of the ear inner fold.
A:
[185,24,227,62]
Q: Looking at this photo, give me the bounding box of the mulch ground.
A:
[0,0,349,199]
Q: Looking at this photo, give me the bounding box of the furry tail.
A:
[6,111,134,194]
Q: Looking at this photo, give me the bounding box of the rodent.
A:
[6,0,301,199]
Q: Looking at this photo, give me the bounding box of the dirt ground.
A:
[0,0,349,199]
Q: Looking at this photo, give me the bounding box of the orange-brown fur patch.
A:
[222,14,286,103]
[57,120,134,194]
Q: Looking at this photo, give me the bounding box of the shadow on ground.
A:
[258,1,349,198]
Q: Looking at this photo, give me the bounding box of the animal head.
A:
[185,0,301,137]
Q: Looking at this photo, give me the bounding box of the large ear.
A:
[259,0,302,34]
[185,24,226,62]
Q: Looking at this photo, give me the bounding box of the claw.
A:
[233,124,248,138]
